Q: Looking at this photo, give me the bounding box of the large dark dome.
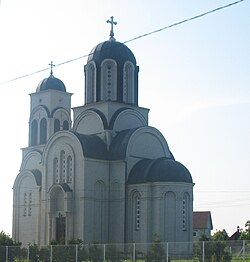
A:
[36,74,66,92]
[128,157,193,184]
[87,40,136,66]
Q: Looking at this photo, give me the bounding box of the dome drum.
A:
[85,41,139,105]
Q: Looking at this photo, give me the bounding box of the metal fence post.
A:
[27,245,29,262]
[76,244,78,262]
[50,245,53,262]
[166,242,169,262]
[103,244,106,262]
[5,246,8,262]
[133,243,136,262]
[202,241,205,262]
[243,240,246,260]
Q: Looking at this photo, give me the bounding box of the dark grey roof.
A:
[60,183,72,192]
[109,129,137,160]
[37,74,66,92]
[31,169,42,186]
[128,157,193,184]
[88,40,136,65]
[73,132,108,160]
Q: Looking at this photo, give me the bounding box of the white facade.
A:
[13,37,194,246]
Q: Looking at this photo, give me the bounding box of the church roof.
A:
[87,40,136,66]
[36,73,66,92]
[128,157,193,184]
[73,132,108,160]
[109,129,136,160]
[31,169,42,186]
[193,211,213,230]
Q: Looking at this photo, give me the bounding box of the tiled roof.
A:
[193,211,213,230]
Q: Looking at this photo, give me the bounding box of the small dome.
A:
[128,157,193,184]
[88,40,136,66]
[36,74,66,92]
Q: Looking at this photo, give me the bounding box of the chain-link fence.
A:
[0,240,249,262]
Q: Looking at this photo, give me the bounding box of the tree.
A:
[240,220,250,240]
[146,236,166,262]
[212,230,229,241]
[0,231,22,261]
[0,231,16,246]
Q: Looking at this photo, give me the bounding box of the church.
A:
[13,18,194,246]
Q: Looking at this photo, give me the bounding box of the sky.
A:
[0,0,249,237]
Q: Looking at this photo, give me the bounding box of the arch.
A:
[110,126,171,164]
[110,108,147,132]
[20,150,42,172]
[30,105,50,119]
[73,110,106,135]
[30,120,38,146]
[40,118,47,144]
[164,191,176,242]
[50,186,64,212]
[123,61,135,104]
[85,62,97,103]
[101,59,117,101]
[182,192,191,231]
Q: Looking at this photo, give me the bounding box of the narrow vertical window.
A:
[123,62,135,104]
[54,119,60,132]
[28,192,32,216]
[101,60,117,101]
[23,192,27,216]
[40,118,47,144]
[54,157,59,183]
[86,63,96,103]
[182,193,189,231]
[60,151,66,183]
[136,195,140,231]
[67,155,73,183]
[31,120,38,146]
[63,120,69,130]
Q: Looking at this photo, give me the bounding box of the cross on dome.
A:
[48,61,55,76]
[107,16,117,41]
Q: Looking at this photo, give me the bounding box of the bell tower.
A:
[29,63,72,147]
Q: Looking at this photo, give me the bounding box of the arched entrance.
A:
[48,184,72,244]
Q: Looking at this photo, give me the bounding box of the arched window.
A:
[182,193,190,231]
[63,120,69,130]
[85,63,96,103]
[60,151,66,183]
[40,118,47,144]
[54,157,59,183]
[54,119,60,133]
[131,191,141,232]
[101,60,117,101]
[123,62,135,104]
[164,191,176,242]
[31,120,38,146]
[67,155,73,183]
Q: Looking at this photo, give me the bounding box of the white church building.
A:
[13,19,194,246]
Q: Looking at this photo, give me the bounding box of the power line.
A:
[0,0,245,85]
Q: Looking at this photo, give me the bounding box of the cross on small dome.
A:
[48,61,55,76]
[107,16,117,41]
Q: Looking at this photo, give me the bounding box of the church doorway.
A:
[56,213,66,244]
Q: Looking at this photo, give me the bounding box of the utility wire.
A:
[0,0,245,85]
